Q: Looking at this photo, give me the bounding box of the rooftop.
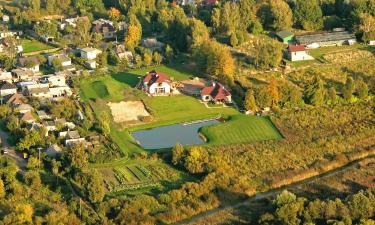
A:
[296,31,356,45]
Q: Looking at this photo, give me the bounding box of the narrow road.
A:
[0,129,27,171]
[171,157,372,225]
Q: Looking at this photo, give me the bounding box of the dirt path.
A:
[0,129,27,171]
[171,157,372,225]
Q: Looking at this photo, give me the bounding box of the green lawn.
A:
[22,39,54,53]
[201,115,283,145]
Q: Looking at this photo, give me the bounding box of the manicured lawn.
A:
[201,115,283,145]
[21,39,54,53]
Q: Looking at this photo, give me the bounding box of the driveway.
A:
[0,129,27,170]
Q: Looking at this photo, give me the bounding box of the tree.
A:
[0,105,11,119]
[165,44,174,62]
[327,87,337,104]
[356,78,369,100]
[66,144,88,171]
[274,190,297,207]
[28,0,40,14]
[108,7,121,21]
[269,0,293,30]
[72,18,91,47]
[172,143,185,166]
[244,90,258,112]
[26,156,39,170]
[124,15,142,51]
[359,13,375,42]
[153,52,162,65]
[34,21,58,39]
[143,51,152,66]
[304,76,326,106]
[188,18,209,50]
[342,77,355,101]
[294,0,323,30]
[268,78,280,107]
[257,87,272,108]
[254,39,283,69]
[0,178,5,198]
[230,33,239,47]
[348,191,373,220]
[184,147,208,174]
[17,130,43,152]
[85,170,105,203]
[6,115,20,132]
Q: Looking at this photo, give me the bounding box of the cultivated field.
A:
[107,101,150,123]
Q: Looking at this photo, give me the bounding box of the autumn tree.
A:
[0,178,5,198]
[85,170,105,203]
[72,18,91,47]
[184,147,209,174]
[153,51,162,65]
[327,87,337,104]
[124,17,142,51]
[143,51,152,66]
[108,7,121,21]
[359,13,375,43]
[268,78,280,107]
[66,144,88,171]
[172,143,185,166]
[244,90,258,112]
[269,0,293,30]
[356,78,369,100]
[188,18,209,50]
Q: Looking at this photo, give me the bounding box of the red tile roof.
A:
[143,71,171,86]
[288,44,306,52]
[201,83,231,101]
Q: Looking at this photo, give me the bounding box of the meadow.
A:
[21,38,55,54]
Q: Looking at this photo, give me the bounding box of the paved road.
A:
[0,129,27,170]
[171,157,371,225]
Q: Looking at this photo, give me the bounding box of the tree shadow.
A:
[111,72,142,88]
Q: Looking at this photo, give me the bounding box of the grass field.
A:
[201,115,283,145]
[22,39,54,53]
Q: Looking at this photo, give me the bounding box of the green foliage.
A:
[304,76,326,106]
[244,90,258,112]
[294,0,323,30]
[342,77,355,101]
[254,39,283,69]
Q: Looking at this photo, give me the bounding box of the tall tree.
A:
[244,90,258,112]
[124,15,142,51]
[342,77,355,101]
[268,78,281,107]
[269,0,293,30]
[304,76,326,106]
[294,0,323,30]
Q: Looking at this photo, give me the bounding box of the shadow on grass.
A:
[111,72,142,87]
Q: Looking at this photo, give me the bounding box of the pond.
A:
[132,119,220,149]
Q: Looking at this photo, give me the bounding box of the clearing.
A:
[107,101,150,123]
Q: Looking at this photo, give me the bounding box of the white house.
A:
[11,69,35,82]
[287,45,314,62]
[0,82,17,97]
[80,48,102,60]
[18,56,40,72]
[85,60,97,69]
[47,54,72,67]
[49,86,72,98]
[40,75,66,87]
[0,70,13,82]
[141,70,171,96]
[59,130,86,147]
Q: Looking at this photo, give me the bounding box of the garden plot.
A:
[107,101,150,123]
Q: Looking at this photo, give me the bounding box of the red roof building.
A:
[141,71,172,95]
[201,82,232,103]
[287,44,306,52]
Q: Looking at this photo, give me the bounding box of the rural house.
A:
[18,56,40,72]
[92,19,116,39]
[275,30,294,44]
[141,70,171,96]
[20,111,36,124]
[47,54,75,71]
[11,69,35,81]
[59,130,86,147]
[0,81,17,97]
[201,82,232,104]
[80,47,102,69]
[296,31,356,48]
[286,45,314,61]
[0,69,12,82]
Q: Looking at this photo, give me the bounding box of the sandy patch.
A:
[107,101,150,123]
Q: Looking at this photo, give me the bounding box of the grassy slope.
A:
[22,39,54,53]
[201,115,283,145]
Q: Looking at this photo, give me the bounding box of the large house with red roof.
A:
[287,44,314,61]
[141,70,171,96]
[201,82,232,104]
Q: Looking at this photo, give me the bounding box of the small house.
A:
[47,54,74,71]
[46,144,62,157]
[0,70,12,82]
[141,38,165,51]
[275,30,294,44]
[11,69,35,82]
[141,70,171,95]
[296,31,356,48]
[286,44,314,61]
[114,44,133,61]
[37,110,51,120]
[20,111,36,124]
[40,75,66,87]
[0,81,17,97]
[92,19,116,39]
[18,56,40,72]
[3,93,25,107]
[15,103,33,114]
[80,47,102,60]
[201,82,232,104]
[59,130,85,147]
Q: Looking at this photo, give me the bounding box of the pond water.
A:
[132,119,220,149]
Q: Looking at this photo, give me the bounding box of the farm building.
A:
[201,82,232,104]
[286,45,314,61]
[0,81,17,97]
[296,31,356,48]
[141,70,171,96]
[275,30,294,44]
